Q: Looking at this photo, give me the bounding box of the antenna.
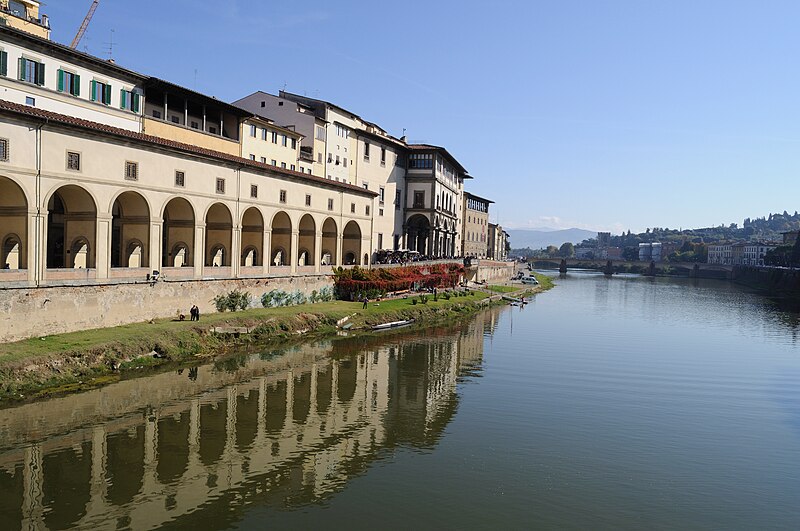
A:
[105,29,115,60]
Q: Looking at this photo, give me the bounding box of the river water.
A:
[1,272,799,530]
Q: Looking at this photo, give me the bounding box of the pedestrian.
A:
[189,305,197,321]
[362,296,369,309]
[195,306,201,321]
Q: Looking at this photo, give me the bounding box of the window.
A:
[175,170,185,187]
[271,131,278,144]
[379,186,385,204]
[125,161,138,181]
[120,89,141,113]
[290,164,296,171]
[380,147,386,165]
[305,194,311,206]
[335,155,340,165]
[317,152,323,163]
[281,135,288,147]
[209,126,217,134]
[57,69,80,96]
[316,126,325,141]
[171,116,180,124]
[328,153,333,163]
[250,184,258,198]
[261,157,267,163]
[18,57,45,85]
[414,191,425,208]
[291,138,297,149]
[215,177,225,194]
[250,124,257,137]
[261,128,267,141]
[281,162,286,169]
[395,190,402,209]
[279,190,287,203]
[362,182,369,190]
[379,208,384,217]
[25,96,35,106]
[271,159,277,166]
[409,153,433,169]
[366,205,370,216]
[328,198,334,211]
[66,151,81,171]
[364,141,370,160]
[91,80,112,105]
[343,157,347,168]
[249,154,256,161]
[0,50,7,77]
[351,203,356,213]
[0,138,7,162]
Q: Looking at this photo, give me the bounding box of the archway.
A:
[47,185,96,269]
[111,191,150,268]
[271,211,291,266]
[241,207,264,267]
[162,197,195,267]
[321,217,338,266]
[205,203,232,267]
[342,221,362,265]
[406,214,430,255]
[0,176,27,270]
[298,214,316,266]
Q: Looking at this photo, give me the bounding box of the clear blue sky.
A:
[47,1,800,233]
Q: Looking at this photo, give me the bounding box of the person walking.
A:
[362,296,369,309]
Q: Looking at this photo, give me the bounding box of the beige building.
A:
[241,115,304,172]
[461,192,492,258]
[487,223,509,260]
[0,0,49,40]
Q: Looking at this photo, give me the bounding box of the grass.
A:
[485,284,521,294]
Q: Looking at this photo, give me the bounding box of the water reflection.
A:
[0,308,501,530]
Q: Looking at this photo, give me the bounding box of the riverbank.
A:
[0,275,553,403]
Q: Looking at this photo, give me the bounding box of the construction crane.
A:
[70,0,100,49]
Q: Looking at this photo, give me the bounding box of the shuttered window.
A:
[57,69,80,96]
[18,57,44,85]
[91,80,112,105]
[120,89,140,113]
[0,51,7,77]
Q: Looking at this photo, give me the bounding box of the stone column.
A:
[231,224,241,278]
[194,224,205,279]
[314,230,323,273]
[149,218,162,273]
[96,213,112,280]
[263,229,271,276]
[362,237,371,266]
[336,234,343,267]
[27,210,42,286]
[290,230,299,274]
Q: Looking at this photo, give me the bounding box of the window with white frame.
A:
[57,69,80,96]
[66,151,81,171]
[250,184,258,198]
[18,57,45,85]
[328,198,334,211]
[215,177,225,194]
[305,194,311,206]
[91,80,112,105]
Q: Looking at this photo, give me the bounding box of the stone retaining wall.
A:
[0,275,333,343]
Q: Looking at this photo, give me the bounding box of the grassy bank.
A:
[0,274,553,403]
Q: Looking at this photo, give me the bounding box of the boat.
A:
[372,319,415,331]
[521,275,539,285]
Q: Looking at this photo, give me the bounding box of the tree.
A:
[545,245,559,257]
[559,242,575,258]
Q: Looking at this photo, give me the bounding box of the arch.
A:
[298,214,316,266]
[111,191,150,269]
[205,203,232,267]
[406,214,431,255]
[162,197,195,267]
[46,185,97,269]
[241,207,264,267]
[270,211,292,267]
[342,220,362,265]
[0,176,28,270]
[321,217,338,266]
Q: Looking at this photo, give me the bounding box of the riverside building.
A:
[461,192,492,258]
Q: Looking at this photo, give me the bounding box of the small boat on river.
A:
[372,319,415,331]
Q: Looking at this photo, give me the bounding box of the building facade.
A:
[487,224,509,260]
[461,192,492,258]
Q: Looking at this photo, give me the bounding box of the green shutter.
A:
[132,92,140,113]
[35,62,44,85]
[57,69,64,92]
[0,51,7,77]
[119,88,126,109]
[104,84,111,105]
[91,80,96,101]
[18,57,26,81]
[73,74,80,97]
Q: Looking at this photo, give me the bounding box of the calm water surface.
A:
[1,273,799,530]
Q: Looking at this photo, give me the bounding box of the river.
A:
[1,272,799,530]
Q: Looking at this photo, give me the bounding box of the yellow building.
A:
[0,0,49,40]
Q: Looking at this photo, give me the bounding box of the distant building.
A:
[575,247,593,259]
[708,244,733,264]
[638,242,662,262]
[782,231,799,245]
[487,224,509,260]
[597,232,611,248]
[707,242,777,266]
[461,192,492,258]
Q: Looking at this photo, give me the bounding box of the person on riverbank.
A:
[362,296,369,309]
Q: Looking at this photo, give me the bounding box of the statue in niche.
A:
[273,250,282,267]
[299,251,307,266]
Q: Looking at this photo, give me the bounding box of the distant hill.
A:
[507,228,596,250]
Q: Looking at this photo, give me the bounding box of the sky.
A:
[45,0,800,233]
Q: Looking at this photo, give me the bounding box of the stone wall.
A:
[0,275,333,343]
[467,260,516,284]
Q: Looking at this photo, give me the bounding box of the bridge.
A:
[531,258,735,279]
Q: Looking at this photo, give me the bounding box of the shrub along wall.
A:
[333,264,464,300]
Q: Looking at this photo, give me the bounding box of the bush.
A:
[412,298,418,305]
[419,294,429,305]
[213,289,252,312]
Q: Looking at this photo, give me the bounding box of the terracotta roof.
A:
[0,99,377,197]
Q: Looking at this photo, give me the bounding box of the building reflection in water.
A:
[0,308,502,530]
